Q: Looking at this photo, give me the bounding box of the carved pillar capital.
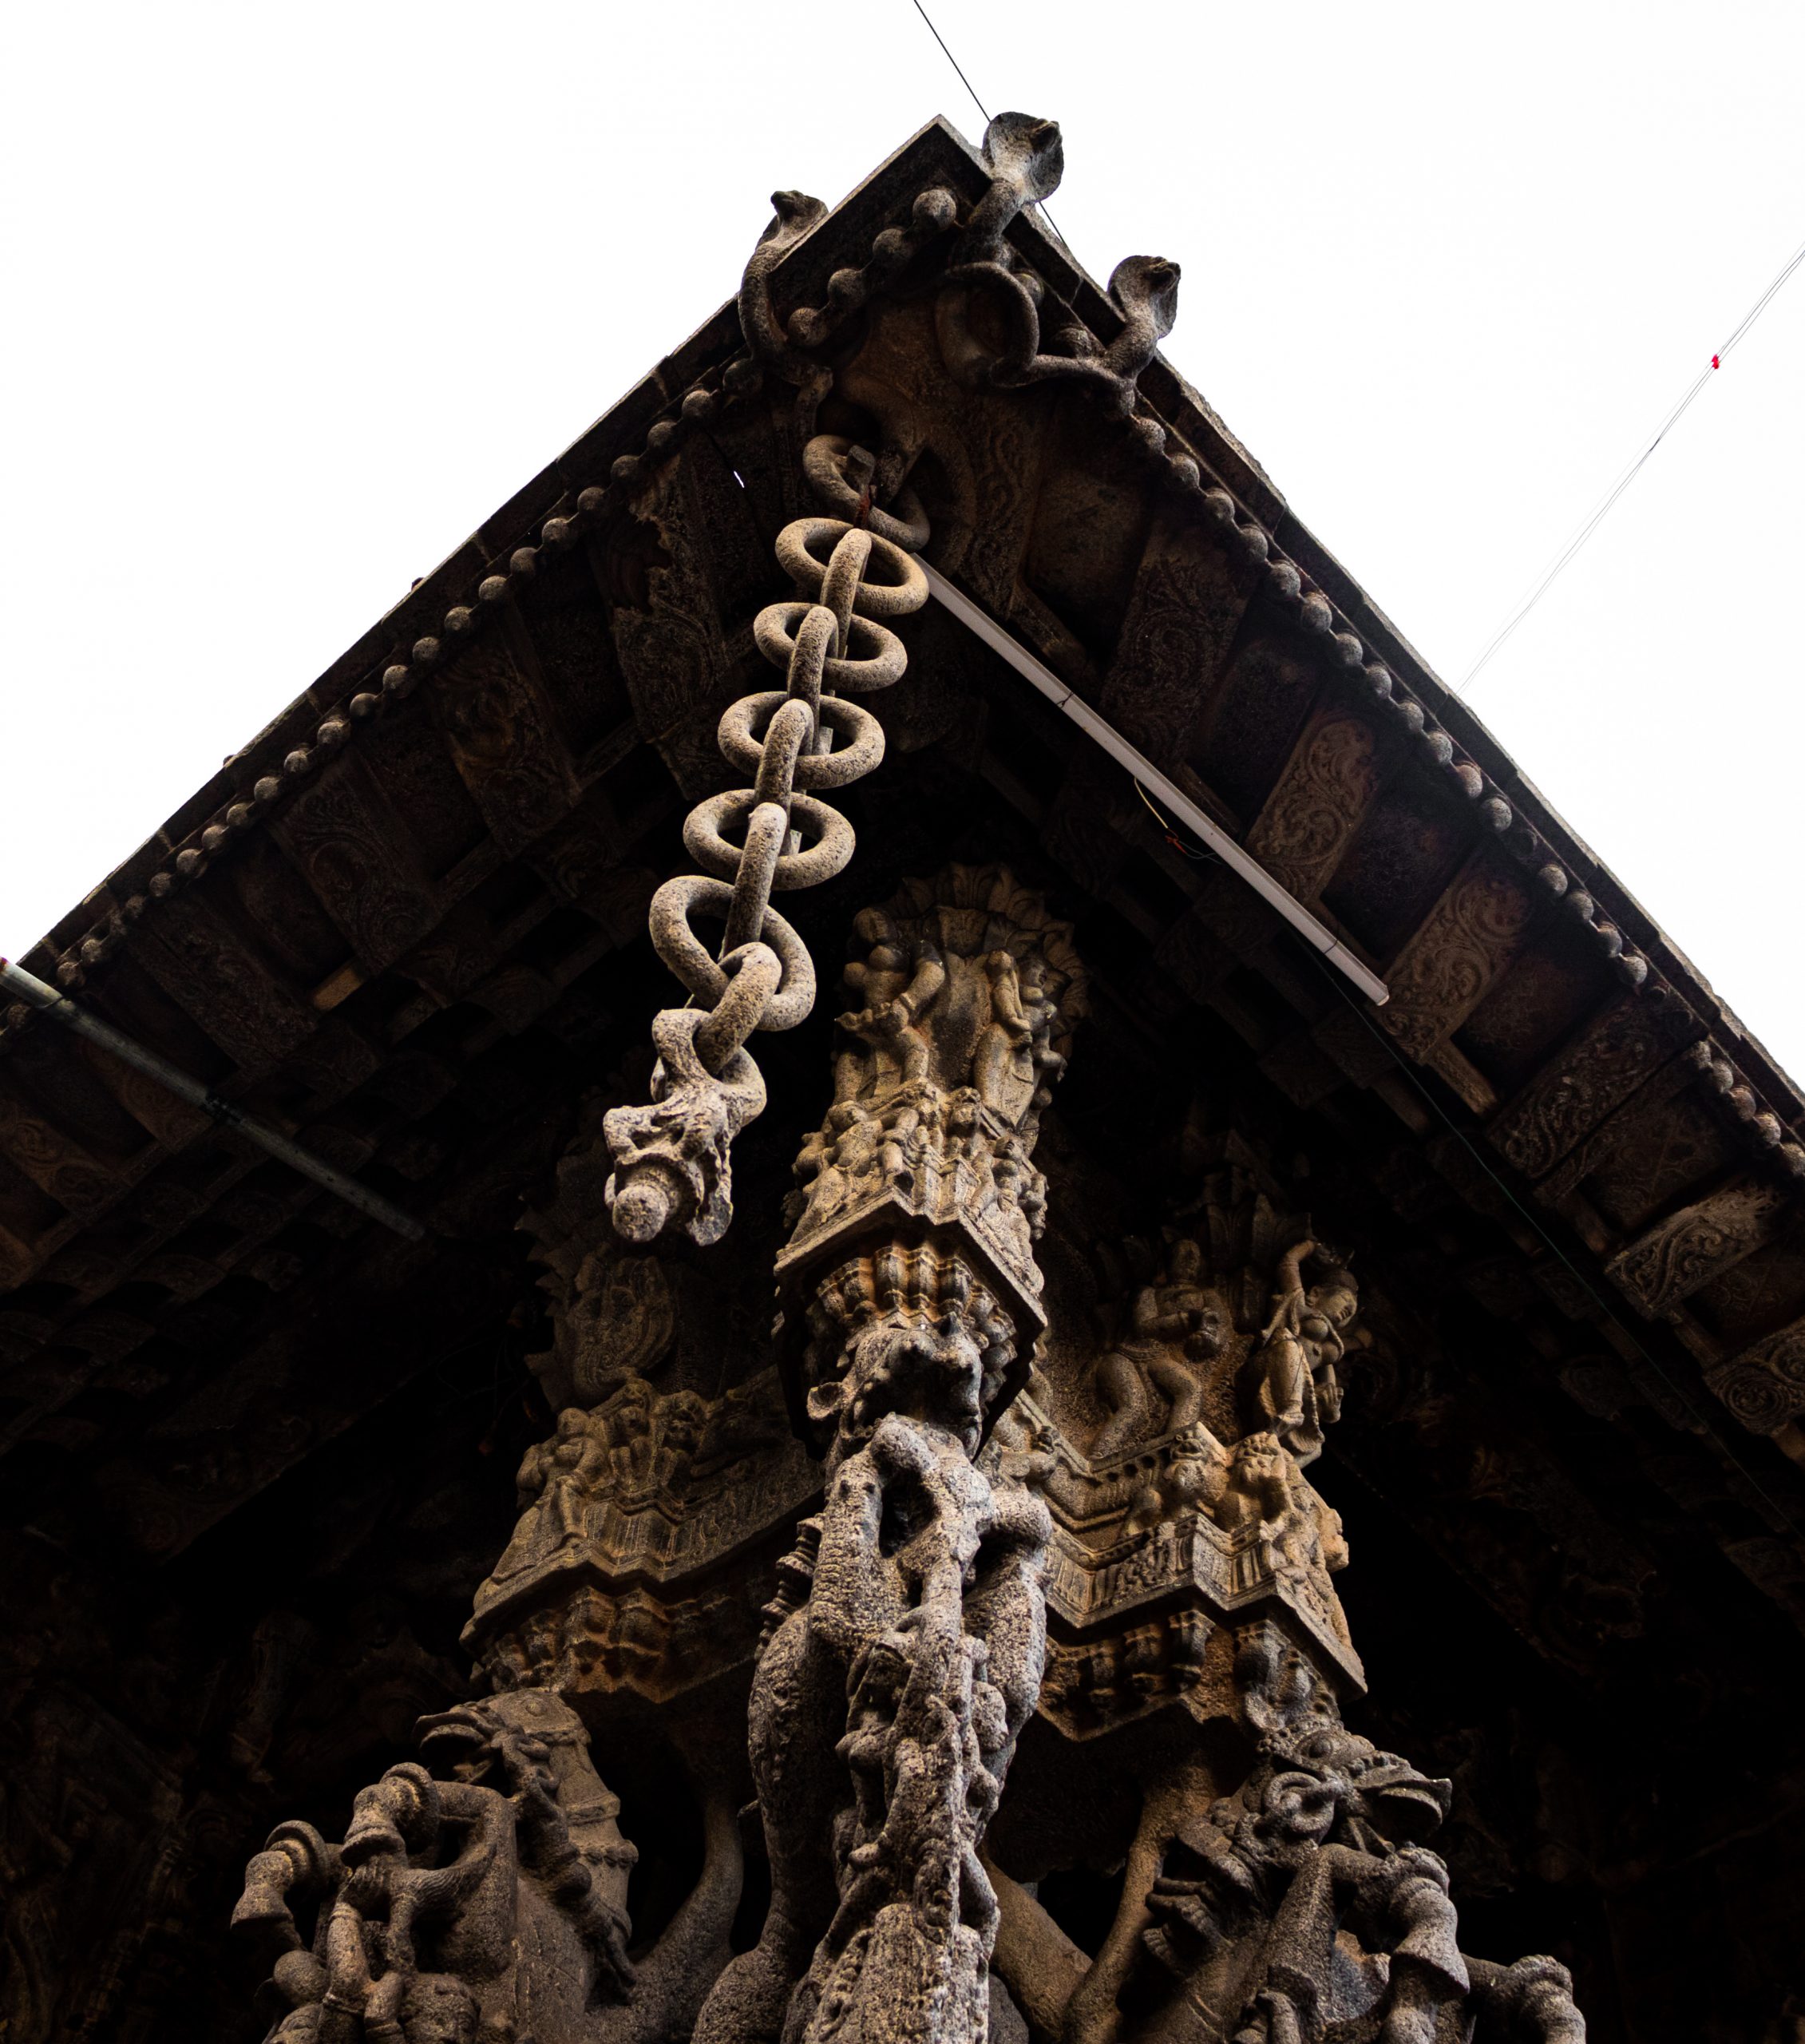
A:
[774,863,1085,1464]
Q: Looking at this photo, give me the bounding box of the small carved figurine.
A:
[1244,1242,1359,1466]
[489,1409,607,1583]
[835,907,945,1096]
[1093,1237,1229,1460]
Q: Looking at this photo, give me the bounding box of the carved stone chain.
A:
[604,437,929,1246]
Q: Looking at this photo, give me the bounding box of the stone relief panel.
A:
[988,1140,1368,1745]
[778,862,1086,1371]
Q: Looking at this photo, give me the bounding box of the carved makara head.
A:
[1260,1721,1452,1857]
[418,1689,572,1786]
[802,1243,1017,1464]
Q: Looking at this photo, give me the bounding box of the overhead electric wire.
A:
[909,0,990,125]
[906,0,1070,248]
[1457,228,1805,695]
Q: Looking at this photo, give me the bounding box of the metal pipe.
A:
[921,563,1391,1005]
[0,956,427,1240]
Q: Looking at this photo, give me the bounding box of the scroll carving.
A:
[1246,709,1383,904]
[1605,1178,1787,1317]
[1379,856,1538,1061]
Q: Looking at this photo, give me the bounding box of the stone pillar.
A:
[696,866,1085,2044]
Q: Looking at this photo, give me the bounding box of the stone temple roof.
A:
[4,112,1805,1665]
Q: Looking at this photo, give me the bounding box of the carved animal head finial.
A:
[1258,1720,1452,1856]
[956,113,1066,271]
[738,188,830,388]
[604,1008,766,1246]
[762,189,829,249]
[980,113,1065,204]
[1108,253,1182,342]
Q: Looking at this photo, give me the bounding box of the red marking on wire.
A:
[1458,228,1805,694]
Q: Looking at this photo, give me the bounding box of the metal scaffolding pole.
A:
[0,956,426,1242]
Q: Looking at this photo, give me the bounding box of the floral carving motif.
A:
[1380,855,1538,1060]
[1605,1178,1787,1316]
[1246,708,1383,903]
[1489,992,1700,1181]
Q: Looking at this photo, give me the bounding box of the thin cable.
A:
[1134,778,1218,862]
[1294,938,1804,1541]
[1457,230,1805,696]
[906,0,1071,249]
[910,0,989,125]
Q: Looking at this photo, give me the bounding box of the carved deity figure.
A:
[1244,1242,1359,1467]
[835,906,946,1098]
[790,869,1084,1304]
[1092,1236,1230,1460]
[490,1409,608,1583]
[485,1381,714,1592]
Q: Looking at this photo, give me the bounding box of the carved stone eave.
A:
[465,1549,799,1705]
[1041,1510,1364,1697]
[462,1387,820,1703]
[1016,1392,1365,1738]
[461,1460,821,1690]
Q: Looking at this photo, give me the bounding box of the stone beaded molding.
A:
[9,131,1801,1192]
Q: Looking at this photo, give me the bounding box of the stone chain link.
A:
[604,437,929,1245]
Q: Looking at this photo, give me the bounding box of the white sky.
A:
[4,2,1802,1079]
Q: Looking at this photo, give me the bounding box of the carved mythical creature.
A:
[935,114,1178,424]
[1135,1711,1583,2044]
[605,1009,766,1247]
[695,1413,1050,2044]
[231,1689,635,2044]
